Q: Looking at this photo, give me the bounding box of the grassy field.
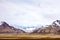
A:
[0,34,60,39]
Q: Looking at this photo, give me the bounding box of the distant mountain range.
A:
[12,25,43,32]
[0,20,60,34]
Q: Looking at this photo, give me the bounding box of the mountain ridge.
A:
[0,20,60,34]
[31,20,60,34]
[0,21,26,34]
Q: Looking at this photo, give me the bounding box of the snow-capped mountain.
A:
[52,20,60,26]
[1,20,60,34]
[12,25,43,33]
[0,21,26,33]
[31,20,60,34]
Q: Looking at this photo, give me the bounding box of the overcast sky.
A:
[0,0,60,26]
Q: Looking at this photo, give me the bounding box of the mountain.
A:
[12,25,43,33]
[31,20,60,34]
[1,20,60,34]
[0,21,26,34]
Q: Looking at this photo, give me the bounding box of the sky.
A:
[0,0,60,26]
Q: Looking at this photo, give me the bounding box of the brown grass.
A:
[0,34,60,39]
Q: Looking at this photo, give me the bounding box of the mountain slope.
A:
[31,20,60,34]
[0,21,26,34]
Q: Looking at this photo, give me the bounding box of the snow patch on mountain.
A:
[12,25,43,32]
[52,20,60,26]
[0,21,4,25]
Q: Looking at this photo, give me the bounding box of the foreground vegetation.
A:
[0,34,60,39]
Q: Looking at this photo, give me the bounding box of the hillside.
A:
[0,21,26,34]
[31,20,60,34]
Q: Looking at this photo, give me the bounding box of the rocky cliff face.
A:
[0,21,26,34]
[31,20,60,34]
